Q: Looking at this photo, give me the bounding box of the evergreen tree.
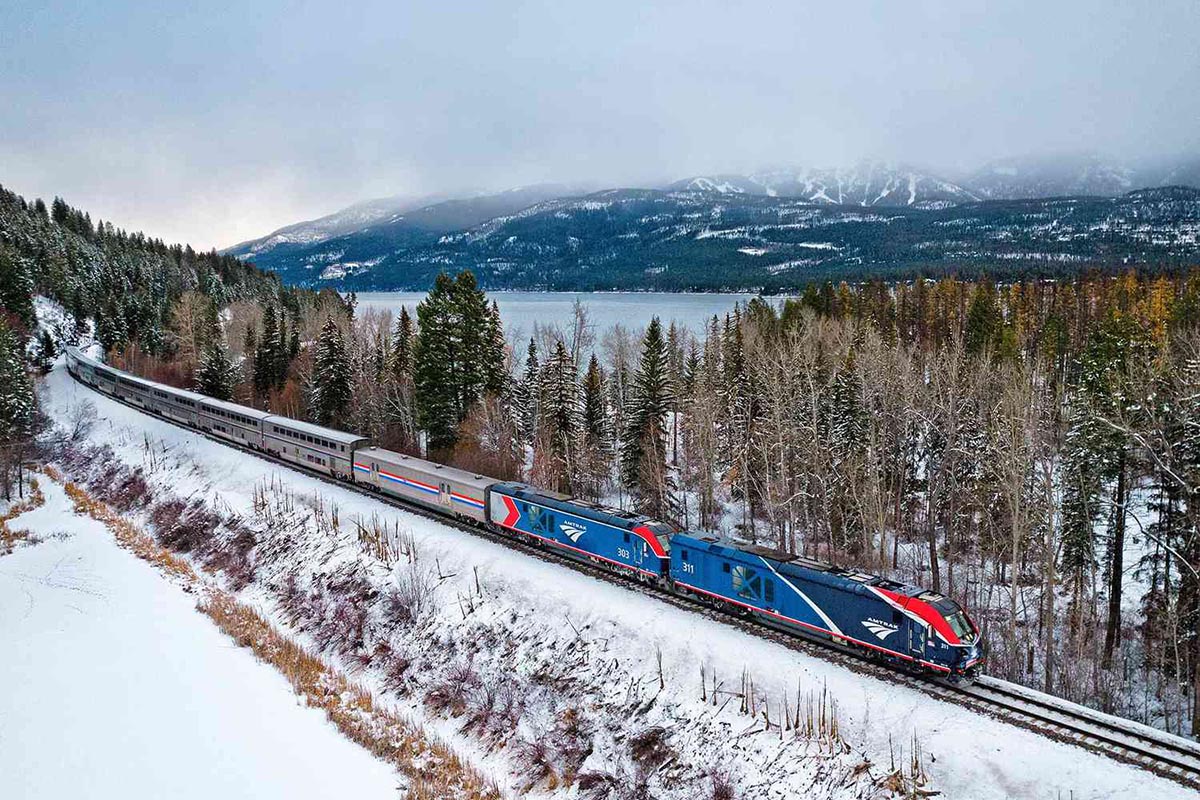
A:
[580,354,611,498]
[254,305,280,396]
[538,340,581,493]
[391,306,415,380]
[485,300,507,397]
[0,319,35,443]
[621,317,675,518]
[516,338,540,443]
[311,315,352,426]
[31,329,56,373]
[451,270,494,414]
[196,339,236,400]
[0,243,35,327]
[964,278,1003,356]
[413,273,461,451]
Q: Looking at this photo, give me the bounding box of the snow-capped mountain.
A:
[668,162,981,207]
[223,184,588,260]
[224,194,444,258]
[965,154,1137,199]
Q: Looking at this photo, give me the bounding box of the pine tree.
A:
[537,340,581,493]
[31,329,56,373]
[254,305,281,396]
[0,243,35,327]
[311,315,352,426]
[964,278,1003,357]
[452,270,492,415]
[391,306,415,380]
[0,318,35,443]
[0,318,35,501]
[196,339,236,400]
[621,317,675,518]
[414,273,461,452]
[580,354,611,498]
[516,338,540,443]
[485,300,507,397]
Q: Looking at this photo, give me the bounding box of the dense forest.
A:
[3,181,1200,740]
[109,259,1200,738]
[0,184,293,497]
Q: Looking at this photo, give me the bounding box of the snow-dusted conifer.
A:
[311,315,352,426]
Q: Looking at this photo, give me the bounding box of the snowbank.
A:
[0,477,398,799]
[37,364,1198,800]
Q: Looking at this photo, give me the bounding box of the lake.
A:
[351,291,777,339]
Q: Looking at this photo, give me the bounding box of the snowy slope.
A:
[0,479,399,800]
[668,163,981,206]
[37,364,1198,800]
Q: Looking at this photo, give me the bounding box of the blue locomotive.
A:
[669,532,984,677]
[65,346,985,680]
[487,483,673,580]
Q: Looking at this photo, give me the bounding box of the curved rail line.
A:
[63,369,1200,789]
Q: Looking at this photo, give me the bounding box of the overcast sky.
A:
[2,1,1197,249]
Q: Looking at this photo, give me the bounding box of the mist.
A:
[2,0,1197,249]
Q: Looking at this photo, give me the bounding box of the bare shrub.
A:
[555,706,592,783]
[106,469,151,511]
[514,736,556,792]
[383,652,414,694]
[708,768,735,800]
[577,771,617,799]
[153,498,220,554]
[205,519,257,590]
[425,659,478,717]
[629,726,673,770]
[382,562,436,629]
[66,401,97,442]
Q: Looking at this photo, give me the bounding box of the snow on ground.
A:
[0,476,398,799]
[37,364,1199,800]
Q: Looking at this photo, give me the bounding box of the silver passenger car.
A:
[196,396,271,449]
[144,383,206,427]
[351,447,492,524]
[263,416,368,479]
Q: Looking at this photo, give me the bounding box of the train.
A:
[65,345,985,680]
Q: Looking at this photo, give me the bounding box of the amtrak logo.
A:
[863,619,899,641]
[560,521,586,542]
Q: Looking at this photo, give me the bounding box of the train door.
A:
[632,535,648,569]
[370,462,379,487]
[909,622,927,660]
[439,482,453,508]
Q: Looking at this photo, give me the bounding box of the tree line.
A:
[107,266,1200,737]
[6,177,1200,737]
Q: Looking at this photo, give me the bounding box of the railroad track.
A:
[64,371,1200,789]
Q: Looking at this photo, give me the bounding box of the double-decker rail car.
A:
[487,483,674,580]
[143,384,205,426]
[670,532,984,677]
[197,397,271,449]
[112,372,155,408]
[353,448,490,524]
[263,416,367,479]
[65,346,100,386]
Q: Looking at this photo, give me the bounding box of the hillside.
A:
[0,183,286,350]
[239,186,1200,292]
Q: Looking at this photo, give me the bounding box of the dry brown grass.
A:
[62,479,196,581]
[59,475,500,800]
[0,475,46,555]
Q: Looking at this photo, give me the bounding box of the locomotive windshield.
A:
[946,610,976,643]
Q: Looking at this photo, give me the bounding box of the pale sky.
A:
[2,1,1197,250]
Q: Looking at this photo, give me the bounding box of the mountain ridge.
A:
[225,156,1200,291]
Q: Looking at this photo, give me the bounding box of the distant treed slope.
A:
[0,183,285,347]
[295,186,1200,292]
[223,184,589,281]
